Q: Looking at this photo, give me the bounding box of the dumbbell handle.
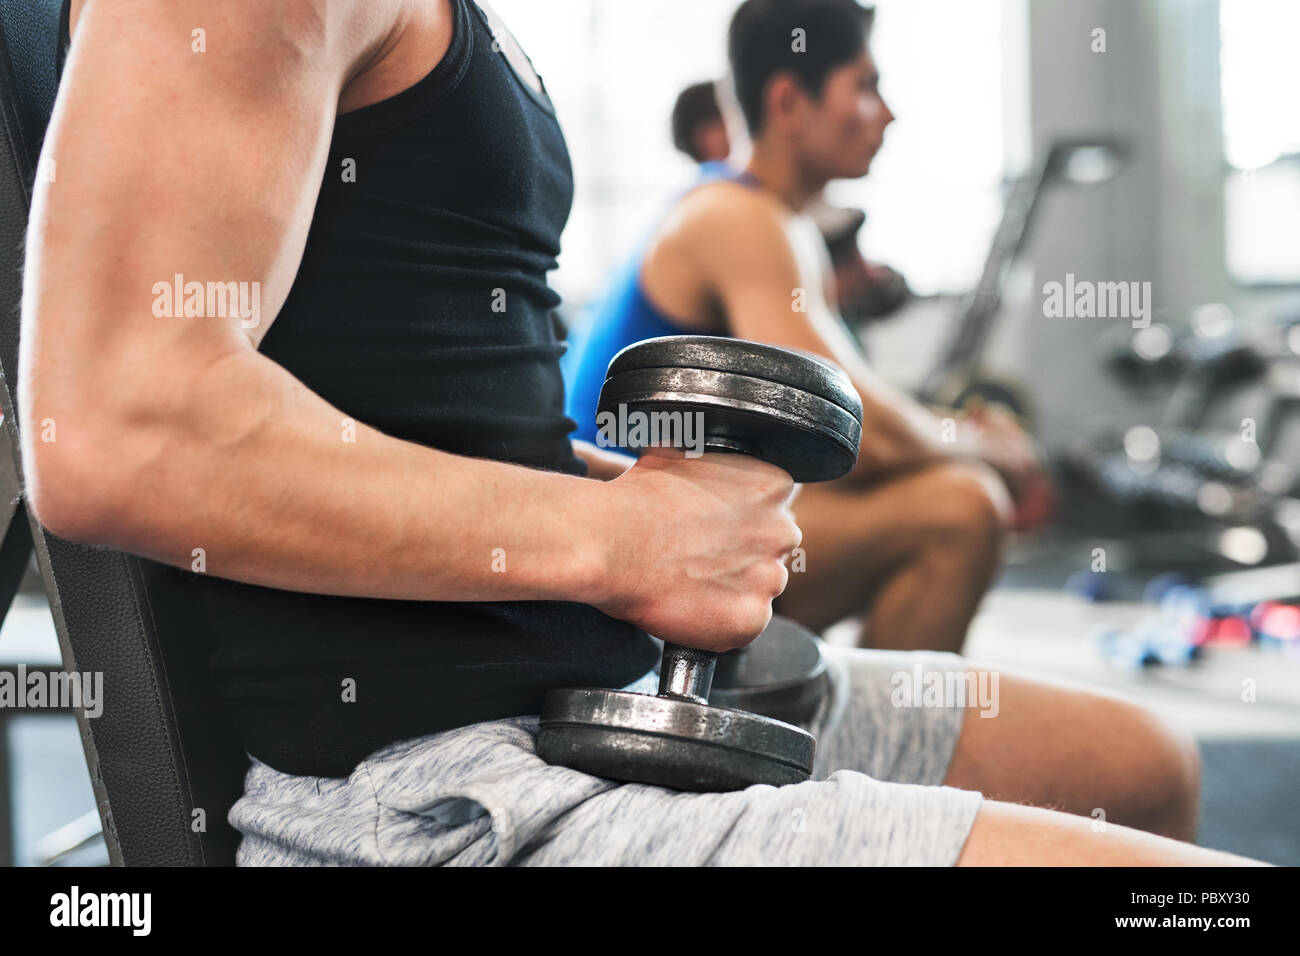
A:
[651,436,769,704]
[658,643,718,704]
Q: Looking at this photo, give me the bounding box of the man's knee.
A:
[918,461,1011,552]
[1078,691,1200,841]
[1127,705,1201,841]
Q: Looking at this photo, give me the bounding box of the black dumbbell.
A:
[536,335,862,792]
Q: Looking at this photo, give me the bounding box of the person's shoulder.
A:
[681,178,788,227]
[665,179,792,258]
[69,0,351,39]
[69,0,408,75]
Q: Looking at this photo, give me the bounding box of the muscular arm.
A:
[685,186,951,480]
[20,0,625,605]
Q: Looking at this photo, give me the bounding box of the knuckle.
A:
[771,560,789,596]
[786,516,803,552]
[762,512,800,555]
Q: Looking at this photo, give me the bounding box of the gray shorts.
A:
[229,644,984,866]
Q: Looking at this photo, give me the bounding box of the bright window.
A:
[1219,0,1300,285]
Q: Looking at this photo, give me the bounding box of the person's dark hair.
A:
[671,81,725,161]
[728,0,875,135]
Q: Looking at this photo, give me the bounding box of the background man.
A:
[568,0,1049,652]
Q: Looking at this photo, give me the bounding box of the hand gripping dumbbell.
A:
[537,335,862,792]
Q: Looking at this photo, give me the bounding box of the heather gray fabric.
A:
[229,644,984,866]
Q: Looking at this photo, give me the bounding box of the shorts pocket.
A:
[362,717,617,865]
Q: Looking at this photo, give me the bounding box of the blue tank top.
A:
[565,165,758,445]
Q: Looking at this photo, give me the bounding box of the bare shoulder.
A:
[69,0,365,41]
[66,0,414,88]
[659,180,800,275]
[669,180,790,245]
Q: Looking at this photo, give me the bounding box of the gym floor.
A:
[958,594,1300,867]
[827,539,1300,866]
[6,541,1299,866]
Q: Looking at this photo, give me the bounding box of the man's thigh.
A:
[231,655,985,867]
[512,768,982,866]
[821,645,1185,809]
[941,661,1199,836]
[812,646,1200,840]
[518,644,983,864]
[808,642,971,786]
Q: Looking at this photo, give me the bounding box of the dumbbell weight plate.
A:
[599,366,861,483]
[537,688,816,792]
[606,335,863,417]
[709,617,830,725]
[536,336,856,792]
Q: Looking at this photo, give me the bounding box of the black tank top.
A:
[61,0,658,777]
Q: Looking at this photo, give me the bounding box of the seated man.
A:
[669,78,910,324]
[567,0,1047,653]
[22,0,1256,866]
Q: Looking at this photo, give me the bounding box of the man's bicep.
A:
[28,0,342,371]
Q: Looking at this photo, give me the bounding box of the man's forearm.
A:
[28,346,620,606]
[841,363,949,480]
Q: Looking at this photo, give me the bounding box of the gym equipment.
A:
[1097,592,1205,671]
[1097,567,1300,671]
[919,138,1129,419]
[1141,572,1196,604]
[537,335,862,792]
[1064,569,1119,602]
[1062,302,1300,571]
[1098,628,1164,670]
[596,335,861,482]
[811,203,911,326]
[659,615,831,726]
[1253,601,1300,654]
[1104,323,1181,386]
